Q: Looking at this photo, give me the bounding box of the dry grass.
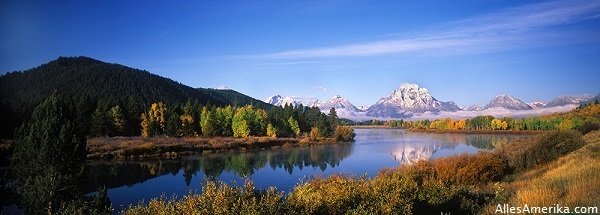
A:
[87,136,343,160]
[508,130,600,207]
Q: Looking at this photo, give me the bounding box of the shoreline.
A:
[350,125,399,129]
[406,128,545,135]
[87,136,350,160]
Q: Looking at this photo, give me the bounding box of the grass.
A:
[87,136,345,160]
[507,130,600,208]
[120,129,600,214]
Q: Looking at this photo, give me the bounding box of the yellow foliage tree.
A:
[556,119,574,130]
[491,119,508,130]
[266,123,277,138]
[140,102,167,137]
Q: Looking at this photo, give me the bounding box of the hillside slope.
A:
[0,56,270,137]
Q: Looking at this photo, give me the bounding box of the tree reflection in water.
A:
[84,143,353,192]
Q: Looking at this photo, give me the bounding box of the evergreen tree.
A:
[327,107,339,131]
[90,107,112,137]
[10,93,88,214]
[165,111,181,137]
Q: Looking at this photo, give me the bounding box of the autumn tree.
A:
[232,107,250,138]
[140,102,167,137]
[556,118,574,130]
[491,118,508,130]
[266,123,277,137]
[309,126,321,141]
[201,106,216,137]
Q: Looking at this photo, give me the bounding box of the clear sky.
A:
[1,0,600,107]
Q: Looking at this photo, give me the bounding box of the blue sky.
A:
[1,0,600,107]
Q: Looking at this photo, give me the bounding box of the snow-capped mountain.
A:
[583,93,600,105]
[484,95,532,110]
[466,105,483,111]
[264,95,319,107]
[318,95,360,112]
[357,105,370,111]
[264,94,360,113]
[546,95,593,107]
[265,95,284,106]
[528,100,546,109]
[366,83,461,118]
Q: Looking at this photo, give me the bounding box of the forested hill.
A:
[0,56,270,138]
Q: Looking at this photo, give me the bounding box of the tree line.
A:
[355,103,600,132]
[135,100,354,141]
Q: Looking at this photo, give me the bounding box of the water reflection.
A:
[84,143,353,193]
[353,129,528,165]
[85,129,533,210]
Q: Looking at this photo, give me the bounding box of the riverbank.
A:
[87,136,347,160]
[407,128,545,135]
[123,129,600,214]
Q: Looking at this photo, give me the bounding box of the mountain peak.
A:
[367,83,460,118]
[399,83,421,90]
[319,95,359,112]
[484,94,532,110]
[546,94,593,107]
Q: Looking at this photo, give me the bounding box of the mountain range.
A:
[266,83,595,120]
[1,56,596,136]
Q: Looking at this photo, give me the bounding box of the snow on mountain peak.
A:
[484,94,532,110]
[366,83,460,118]
[319,95,359,112]
[528,100,546,109]
[264,95,319,107]
[264,95,283,105]
[546,95,593,107]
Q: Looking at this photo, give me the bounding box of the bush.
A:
[309,127,321,141]
[333,126,356,142]
[577,119,600,135]
[432,152,509,185]
[124,180,287,215]
[502,130,586,172]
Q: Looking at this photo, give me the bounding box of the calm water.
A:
[84,129,530,211]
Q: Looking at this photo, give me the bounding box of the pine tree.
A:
[90,106,112,137]
[11,93,87,214]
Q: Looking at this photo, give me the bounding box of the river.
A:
[84,128,531,211]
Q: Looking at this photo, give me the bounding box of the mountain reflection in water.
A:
[84,129,532,210]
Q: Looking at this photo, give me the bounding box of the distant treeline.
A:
[353,103,600,132]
